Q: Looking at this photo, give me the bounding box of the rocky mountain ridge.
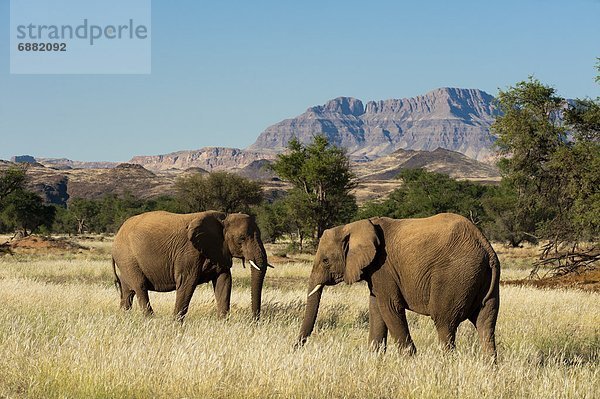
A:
[128,147,277,172]
[248,87,498,161]
[4,87,504,203]
[12,87,500,172]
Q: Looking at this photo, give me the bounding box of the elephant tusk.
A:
[249,260,261,271]
[241,258,246,268]
[267,263,275,269]
[307,284,322,297]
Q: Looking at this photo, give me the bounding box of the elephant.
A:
[111,210,270,321]
[297,213,500,359]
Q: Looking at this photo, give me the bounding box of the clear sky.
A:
[1,0,599,162]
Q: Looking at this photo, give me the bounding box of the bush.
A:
[175,172,263,213]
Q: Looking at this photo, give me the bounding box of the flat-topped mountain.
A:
[129,147,277,172]
[36,158,119,170]
[248,88,498,161]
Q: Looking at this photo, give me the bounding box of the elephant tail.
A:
[112,257,122,295]
[481,249,500,307]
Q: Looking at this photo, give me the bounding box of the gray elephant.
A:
[297,213,500,358]
[112,210,270,321]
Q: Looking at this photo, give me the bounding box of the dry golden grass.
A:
[0,240,598,398]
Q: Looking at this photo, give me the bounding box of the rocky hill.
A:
[2,145,499,206]
[248,88,498,161]
[352,147,500,202]
[355,148,500,181]
[0,162,178,206]
[129,147,277,172]
[36,158,119,170]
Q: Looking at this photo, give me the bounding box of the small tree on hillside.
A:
[271,136,357,240]
[175,171,263,213]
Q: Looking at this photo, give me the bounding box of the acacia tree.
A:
[0,167,27,203]
[175,171,263,213]
[1,190,55,236]
[358,168,488,222]
[271,136,357,240]
[68,198,100,234]
[0,167,55,236]
[492,74,600,273]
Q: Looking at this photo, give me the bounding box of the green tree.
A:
[97,193,146,233]
[1,167,56,236]
[357,168,487,223]
[0,190,55,236]
[271,136,357,239]
[0,167,27,203]
[143,195,182,213]
[255,199,292,244]
[175,171,263,213]
[68,198,101,234]
[480,181,536,247]
[492,75,600,272]
[52,205,78,234]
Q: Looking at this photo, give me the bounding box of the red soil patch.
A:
[7,235,88,253]
[503,267,600,292]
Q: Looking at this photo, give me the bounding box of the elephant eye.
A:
[323,257,329,265]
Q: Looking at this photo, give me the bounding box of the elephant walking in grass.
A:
[297,213,500,359]
[112,210,270,321]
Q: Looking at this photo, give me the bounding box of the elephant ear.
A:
[187,214,232,268]
[342,219,380,284]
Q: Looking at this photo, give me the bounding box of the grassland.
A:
[0,236,598,398]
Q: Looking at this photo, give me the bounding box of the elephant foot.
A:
[399,342,417,356]
[368,340,387,353]
[174,314,186,323]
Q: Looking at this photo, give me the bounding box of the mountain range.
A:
[5,87,502,203]
[19,87,499,172]
[248,87,498,162]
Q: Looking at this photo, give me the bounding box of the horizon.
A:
[1,0,599,161]
[7,86,496,163]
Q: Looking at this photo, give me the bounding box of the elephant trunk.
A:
[296,281,324,347]
[248,241,268,320]
[250,264,266,320]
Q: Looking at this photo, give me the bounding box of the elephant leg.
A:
[377,298,416,355]
[135,287,153,316]
[368,295,388,351]
[433,319,457,351]
[469,298,499,360]
[174,280,197,322]
[120,282,135,311]
[212,271,232,318]
[118,261,151,315]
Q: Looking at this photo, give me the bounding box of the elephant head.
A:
[297,219,380,345]
[188,212,270,319]
[223,213,270,319]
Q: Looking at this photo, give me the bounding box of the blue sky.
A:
[1,0,599,161]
